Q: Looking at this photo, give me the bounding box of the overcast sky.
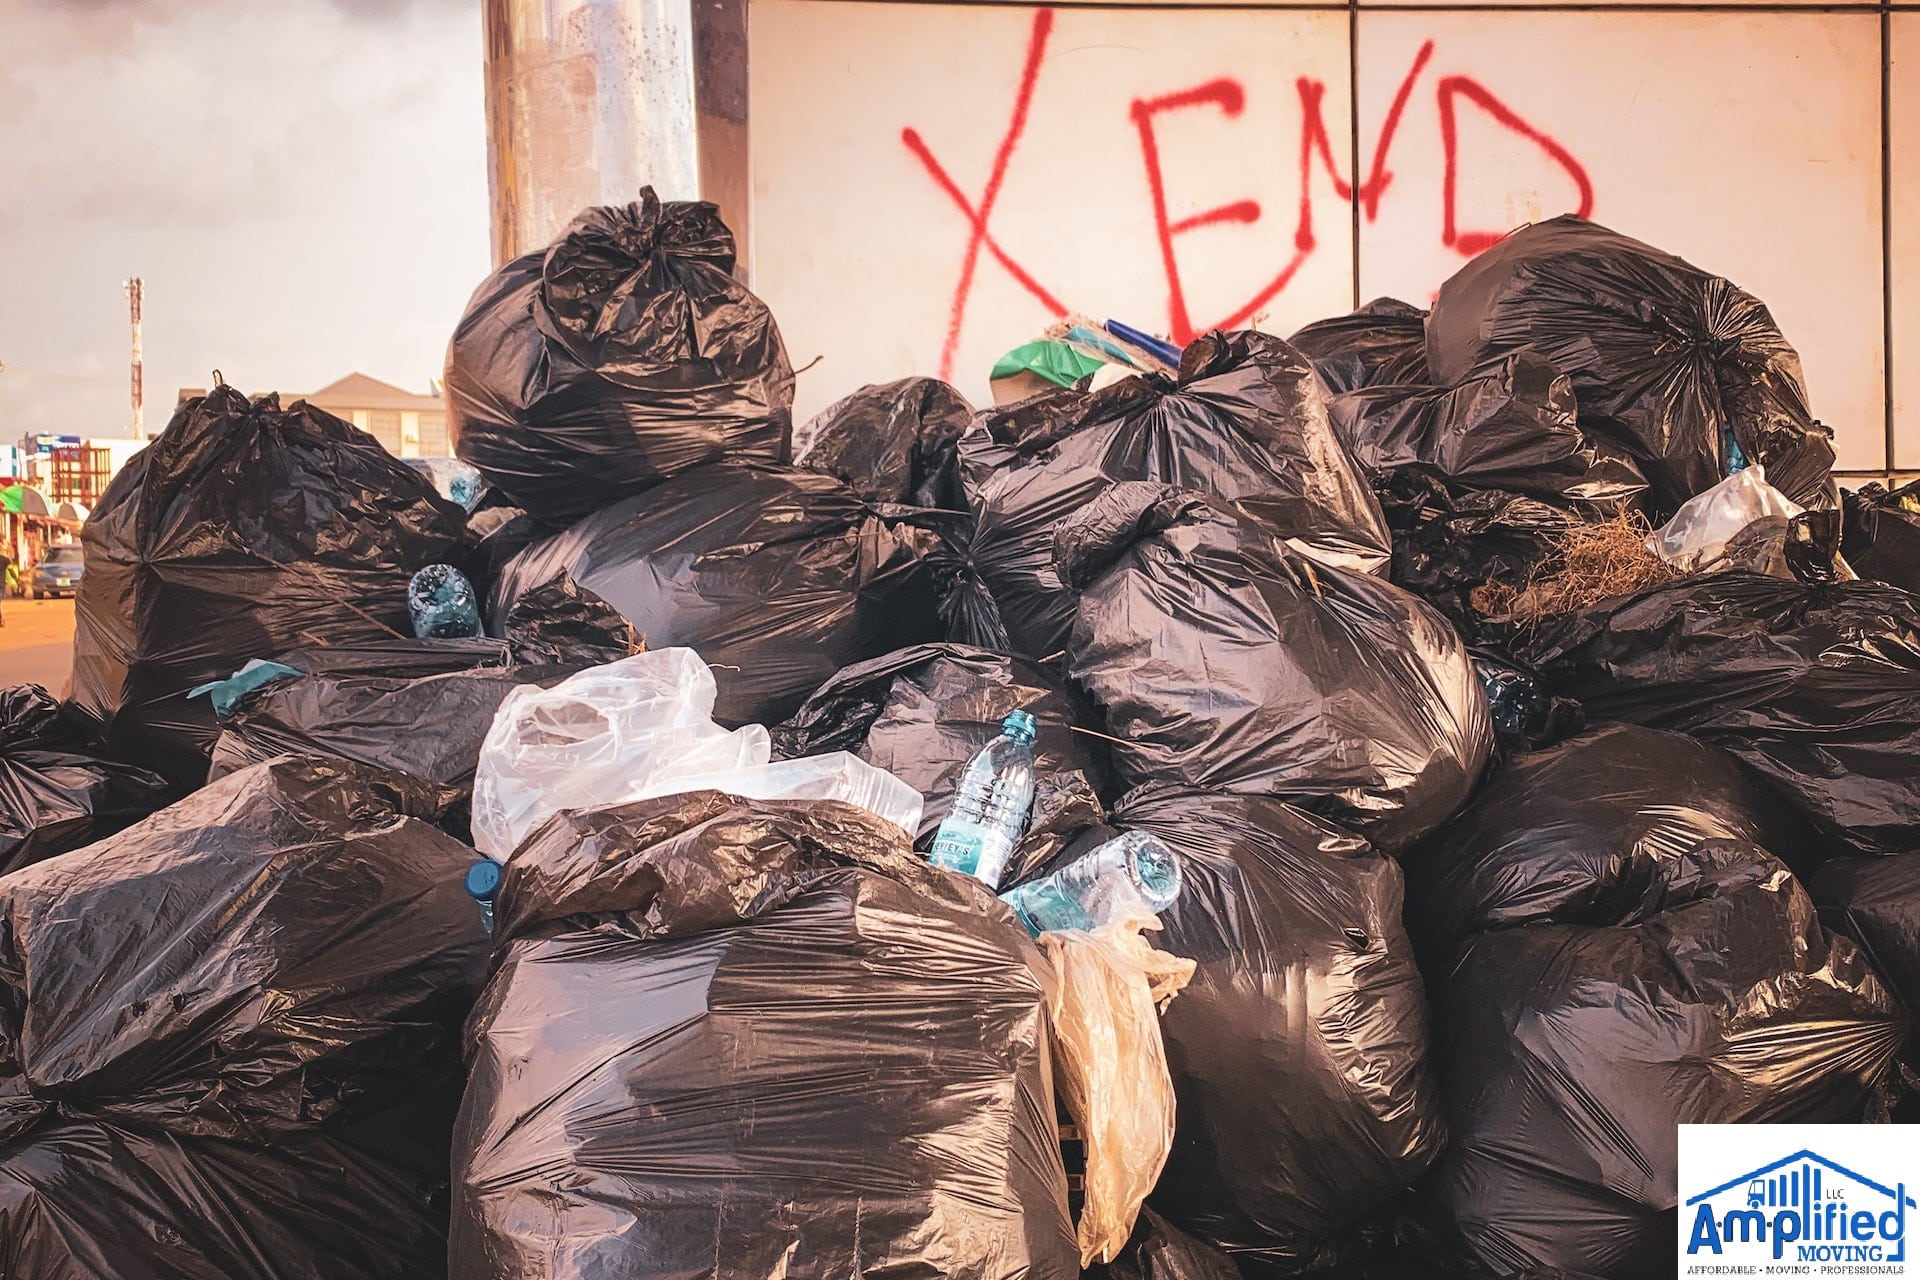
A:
[0,0,489,439]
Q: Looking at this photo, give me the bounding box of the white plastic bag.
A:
[1041,914,1195,1266]
[470,649,921,859]
[660,751,923,835]
[1647,465,1802,574]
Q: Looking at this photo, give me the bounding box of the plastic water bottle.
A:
[926,710,1039,888]
[1001,830,1183,936]
[465,857,503,934]
[440,458,485,510]
[409,564,484,639]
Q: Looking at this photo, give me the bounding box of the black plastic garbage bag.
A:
[1422,841,1904,1279]
[935,529,1020,652]
[0,685,65,745]
[489,462,942,726]
[1424,216,1836,518]
[1307,1227,1610,1280]
[1088,1207,1241,1280]
[205,639,574,806]
[450,791,1076,1280]
[1105,787,1446,1270]
[1288,298,1432,394]
[1,1118,462,1280]
[1057,484,1490,853]
[0,756,490,1280]
[71,385,467,786]
[1469,651,1584,754]
[1406,723,1826,963]
[1506,572,1920,858]
[1842,479,1920,593]
[0,685,172,875]
[786,379,989,648]
[1378,475,1574,640]
[253,635,512,681]
[772,642,1112,845]
[444,188,794,525]
[462,501,548,599]
[796,376,973,509]
[959,329,1392,659]
[495,574,640,666]
[1810,854,1920,1019]
[1326,351,1647,511]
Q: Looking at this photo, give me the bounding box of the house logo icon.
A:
[1685,1148,1914,1265]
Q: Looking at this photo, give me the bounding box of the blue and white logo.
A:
[1681,1125,1916,1276]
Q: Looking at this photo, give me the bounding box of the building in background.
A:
[174,373,450,459]
[7,366,455,584]
[2,434,119,587]
[10,433,147,508]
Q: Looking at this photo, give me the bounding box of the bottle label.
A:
[927,820,988,877]
[1019,884,1095,934]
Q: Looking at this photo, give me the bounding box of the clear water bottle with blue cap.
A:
[926,709,1039,888]
[408,564,484,639]
[1001,830,1183,936]
[465,857,503,934]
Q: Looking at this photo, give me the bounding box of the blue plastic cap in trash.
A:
[1001,709,1038,745]
[465,858,503,902]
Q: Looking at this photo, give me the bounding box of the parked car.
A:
[34,545,85,598]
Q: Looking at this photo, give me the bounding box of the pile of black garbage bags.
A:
[2,194,1915,1280]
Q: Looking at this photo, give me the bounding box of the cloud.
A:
[22,0,467,16]
[321,0,475,20]
[0,0,490,436]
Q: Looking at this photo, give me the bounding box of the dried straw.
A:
[1472,513,1677,624]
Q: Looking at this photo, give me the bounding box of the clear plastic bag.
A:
[662,751,922,835]
[1040,914,1195,1266]
[1646,465,1802,574]
[470,649,920,859]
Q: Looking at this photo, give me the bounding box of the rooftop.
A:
[175,372,442,414]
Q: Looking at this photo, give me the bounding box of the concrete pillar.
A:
[483,0,702,265]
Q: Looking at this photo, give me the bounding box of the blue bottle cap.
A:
[1002,709,1038,744]
[465,858,503,902]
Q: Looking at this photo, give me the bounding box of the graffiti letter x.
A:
[901,8,1067,381]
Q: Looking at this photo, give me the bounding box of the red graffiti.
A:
[901,8,1064,379]
[1134,40,1441,344]
[1437,75,1594,255]
[903,8,1594,368]
[1297,40,1434,234]
[1131,80,1263,343]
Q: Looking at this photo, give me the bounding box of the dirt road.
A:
[0,597,77,694]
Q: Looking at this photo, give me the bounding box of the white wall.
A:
[1893,14,1918,473]
[749,0,1916,473]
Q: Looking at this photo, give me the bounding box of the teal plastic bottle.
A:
[925,710,1038,888]
[1001,830,1183,936]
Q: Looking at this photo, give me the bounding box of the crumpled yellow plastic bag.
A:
[1041,913,1196,1265]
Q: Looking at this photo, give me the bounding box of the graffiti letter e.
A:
[1131,80,1262,345]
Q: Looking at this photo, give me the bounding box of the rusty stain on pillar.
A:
[692,0,750,277]
[483,0,701,266]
